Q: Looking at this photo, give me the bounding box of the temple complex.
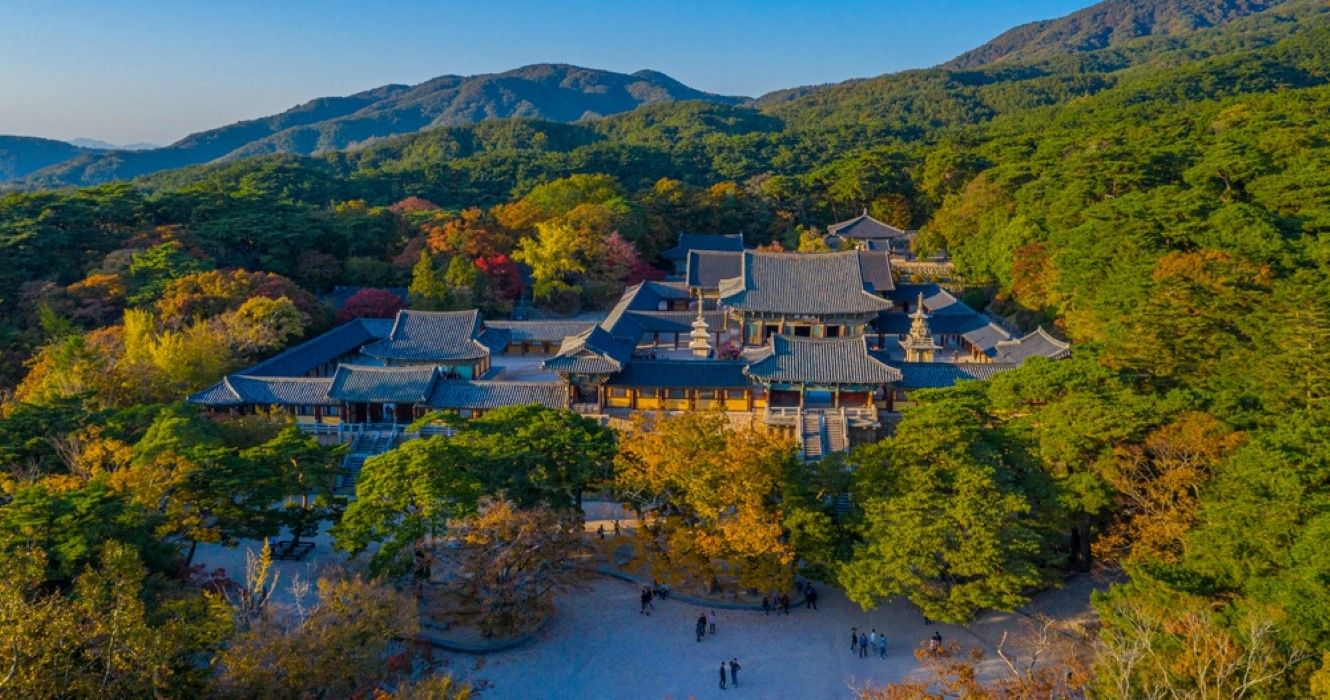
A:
[191,229,1070,458]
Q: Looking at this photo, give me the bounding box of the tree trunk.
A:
[185,538,199,568]
[290,492,310,549]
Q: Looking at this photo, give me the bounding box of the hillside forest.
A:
[0,0,1329,696]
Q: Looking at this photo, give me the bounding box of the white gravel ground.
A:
[194,525,1108,699]
[429,574,1106,700]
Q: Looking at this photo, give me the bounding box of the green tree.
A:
[332,436,484,575]
[125,242,211,306]
[122,404,287,565]
[842,384,1055,622]
[455,405,617,508]
[409,250,451,310]
[241,425,346,553]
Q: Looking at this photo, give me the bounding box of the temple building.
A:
[717,250,894,345]
[659,232,746,275]
[825,210,913,254]
[190,233,1071,459]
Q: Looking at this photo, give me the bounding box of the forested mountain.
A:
[10,64,743,189]
[0,135,93,180]
[946,0,1287,68]
[4,0,1330,695]
[66,138,159,151]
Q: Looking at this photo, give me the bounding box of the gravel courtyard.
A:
[194,523,1106,699]
[430,573,1105,700]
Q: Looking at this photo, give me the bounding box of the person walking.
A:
[780,593,791,615]
[708,610,718,636]
[719,661,728,690]
[879,633,888,659]
[640,588,655,615]
[696,615,707,642]
[805,584,818,610]
[762,596,770,615]
[851,627,858,654]
[870,629,879,656]
[729,658,741,688]
[859,631,869,658]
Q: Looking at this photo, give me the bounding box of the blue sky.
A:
[0,0,1088,145]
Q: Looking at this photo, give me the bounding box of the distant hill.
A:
[946,0,1288,68]
[12,64,744,189]
[66,138,158,151]
[0,136,92,181]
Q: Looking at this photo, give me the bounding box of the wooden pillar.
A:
[833,386,840,408]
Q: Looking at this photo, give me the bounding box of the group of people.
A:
[759,593,791,615]
[718,658,741,689]
[850,626,889,659]
[639,582,674,616]
[761,582,818,616]
[695,611,719,642]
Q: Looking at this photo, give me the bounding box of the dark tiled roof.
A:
[188,375,335,406]
[189,381,240,406]
[600,281,691,340]
[607,360,750,388]
[827,212,910,240]
[625,310,727,334]
[745,335,902,385]
[484,320,596,344]
[686,250,743,290]
[660,232,746,260]
[245,318,393,377]
[857,250,895,293]
[426,380,566,410]
[890,361,1019,388]
[544,326,636,374]
[719,251,893,316]
[361,309,490,362]
[328,365,438,403]
[991,328,1071,363]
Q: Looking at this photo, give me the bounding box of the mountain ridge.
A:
[10,64,744,189]
[946,0,1288,68]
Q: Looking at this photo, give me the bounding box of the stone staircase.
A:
[830,493,853,518]
[795,409,852,460]
[800,412,824,460]
[337,430,399,493]
[825,410,849,454]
